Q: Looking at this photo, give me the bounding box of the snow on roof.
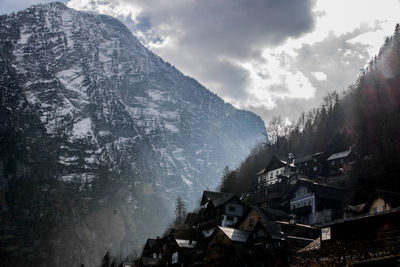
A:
[327,150,352,161]
[218,226,250,243]
[175,239,196,248]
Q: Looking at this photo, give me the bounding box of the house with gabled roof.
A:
[327,148,354,176]
[345,189,400,217]
[200,191,233,206]
[288,178,348,225]
[139,237,164,266]
[294,152,327,178]
[256,155,297,188]
[205,226,250,267]
[196,191,244,235]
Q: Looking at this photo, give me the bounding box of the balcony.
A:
[292,205,312,215]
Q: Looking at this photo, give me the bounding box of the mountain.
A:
[0,2,265,266]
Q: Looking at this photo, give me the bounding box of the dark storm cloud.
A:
[117,0,317,101]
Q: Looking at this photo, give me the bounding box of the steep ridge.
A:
[0,2,265,266]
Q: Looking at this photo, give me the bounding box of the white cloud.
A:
[312,71,327,81]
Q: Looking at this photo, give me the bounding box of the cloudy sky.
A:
[2,0,400,124]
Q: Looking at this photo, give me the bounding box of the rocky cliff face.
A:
[0,2,265,266]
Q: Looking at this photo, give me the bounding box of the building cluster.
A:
[138,149,400,266]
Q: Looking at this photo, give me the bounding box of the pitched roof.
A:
[144,238,163,251]
[254,207,286,240]
[256,155,294,176]
[200,191,233,206]
[254,206,290,222]
[289,178,348,201]
[184,213,197,225]
[294,152,324,165]
[327,150,352,161]
[218,226,250,243]
[175,239,197,248]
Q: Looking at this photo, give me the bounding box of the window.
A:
[249,218,254,227]
[313,166,318,171]
[308,200,312,206]
[373,207,378,213]
[303,188,307,195]
[305,162,308,166]
[331,161,335,166]
[229,206,236,212]
[340,159,344,164]
[382,205,387,211]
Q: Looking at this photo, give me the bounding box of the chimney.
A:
[288,153,294,164]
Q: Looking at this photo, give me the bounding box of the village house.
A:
[236,205,320,266]
[139,238,164,266]
[345,189,400,217]
[249,181,293,210]
[205,226,250,267]
[294,152,327,178]
[196,191,244,236]
[161,235,199,267]
[326,148,354,176]
[256,156,297,188]
[236,206,288,266]
[198,192,244,229]
[288,178,348,224]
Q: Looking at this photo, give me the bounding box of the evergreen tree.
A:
[173,196,187,227]
[101,251,111,267]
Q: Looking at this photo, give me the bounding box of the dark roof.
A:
[294,152,323,165]
[200,191,233,206]
[327,150,352,161]
[289,178,348,201]
[256,155,294,176]
[184,213,197,225]
[241,206,287,240]
[143,238,163,251]
[254,206,290,222]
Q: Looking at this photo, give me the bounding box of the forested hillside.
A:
[220,25,400,203]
